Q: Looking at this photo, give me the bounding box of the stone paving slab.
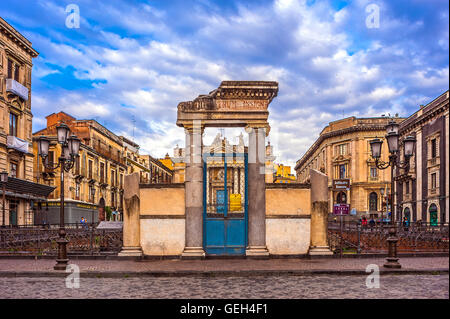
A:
[0,257,447,277]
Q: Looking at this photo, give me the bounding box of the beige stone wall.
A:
[265,187,310,216]
[140,186,185,216]
[266,218,310,255]
[140,218,185,256]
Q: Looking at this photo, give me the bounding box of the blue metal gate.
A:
[203,153,248,255]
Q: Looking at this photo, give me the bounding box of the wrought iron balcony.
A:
[6,78,29,101]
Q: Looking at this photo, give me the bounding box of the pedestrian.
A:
[362,216,368,228]
[369,218,375,228]
[403,216,409,231]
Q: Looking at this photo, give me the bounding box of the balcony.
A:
[427,157,439,168]
[93,144,125,165]
[6,78,29,101]
[7,135,29,153]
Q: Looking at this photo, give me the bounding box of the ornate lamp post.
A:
[369,120,416,269]
[37,124,81,270]
[1,171,8,227]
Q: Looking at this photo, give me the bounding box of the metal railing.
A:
[0,223,122,256]
[328,221,449,255]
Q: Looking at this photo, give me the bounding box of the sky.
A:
[1,0,448,170]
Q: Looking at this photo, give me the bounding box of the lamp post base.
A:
[54,259,69,270]
[383,227,401,269]
[383,258,401,269]
[54,237,69,271]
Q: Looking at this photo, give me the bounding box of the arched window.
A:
[336,192,347,204]
[369,192,378,211]
[403,207,410,222]
[429,204,438,226]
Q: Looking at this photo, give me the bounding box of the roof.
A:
[0,177,55,199]
[0,17,39,57]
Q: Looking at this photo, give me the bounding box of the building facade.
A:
[171,132,275,185]
[0,17,54,226]
[33,112,127,224]
[273,163,296,183]
[295,116,404,219]
[396,91,449,225]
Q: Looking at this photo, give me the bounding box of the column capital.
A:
[245,123,270,136]
[184,124,205,135]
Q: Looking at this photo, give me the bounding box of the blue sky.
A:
[1,0,448,169]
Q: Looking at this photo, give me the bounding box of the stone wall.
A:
[130,183,316,257]
[139,184,185,256]
[265,184,311,255]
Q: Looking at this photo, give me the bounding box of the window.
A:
[339,164,346,179]
[7,60,13,79]
[47,151,54,167]
[431,139,437,158]
[370,167,378,179]
[111,191,115,208]
[120,174,123,189]
[111,170,116,186]
[88,160,93,179]
[405,180,410,194]
[100,162,105,183]
[9,113,18,136]
[369,192,378,211]
[337,143,347,156]
[431,173,437,189]
[9,162,17,178]
[89,185,95,202]
[14,64,19,82]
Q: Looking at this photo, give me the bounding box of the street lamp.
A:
[369,123,416,269]
[37,124,81,271]
[1,171,8,227]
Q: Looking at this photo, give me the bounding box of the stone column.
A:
[246,126,269,258]
[118,172,142,257]
[309,169,333,256]
[182,125,205,259]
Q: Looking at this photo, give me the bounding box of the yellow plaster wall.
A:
[140,187,185,215]
[265,188,311,216]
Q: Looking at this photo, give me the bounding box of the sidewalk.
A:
[0,257,448,277]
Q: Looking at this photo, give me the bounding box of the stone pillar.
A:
[182,125,205,259]
[118,172,142,257]
[309,169,333,256]
[246,126,269,258]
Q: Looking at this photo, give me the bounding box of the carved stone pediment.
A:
[177,81,278,128]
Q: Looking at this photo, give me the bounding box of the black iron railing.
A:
[328,221,449,255]
[0,223,122,256]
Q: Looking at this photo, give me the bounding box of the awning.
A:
[0,177,55,200]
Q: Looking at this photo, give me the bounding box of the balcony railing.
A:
[93,145,125,165]
[6,78,29,101]
[7,135,29,153]
[428,157,439,167]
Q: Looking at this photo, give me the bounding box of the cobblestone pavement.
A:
[0,257,448,273]
[0,274,447,299]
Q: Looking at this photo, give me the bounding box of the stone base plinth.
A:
[246,246,270,259]
[181,247,205,259]
[308,246,334,256]
[118,246,143,257]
